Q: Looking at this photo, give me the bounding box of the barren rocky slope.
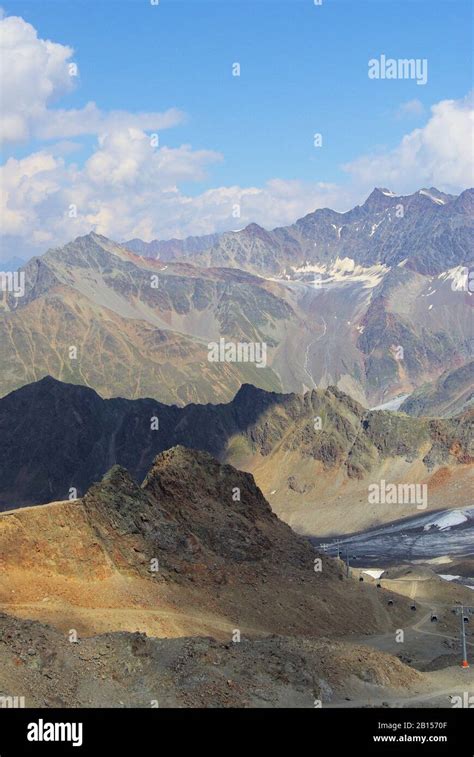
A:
[0,446,432,708]
[0,446,411,640]
[0,612,422,708]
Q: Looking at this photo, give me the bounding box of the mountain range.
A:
[0,189,472,711]
[1,376,471,535]
[1,187,472,408]
[126,187,474,277]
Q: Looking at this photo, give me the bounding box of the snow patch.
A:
[369,219,384,237]
[438,574,461,581]
[291,257,388,288]
[371,394,409,411]
[419,189,446,205]
[438,266,468,283]
[362,569,385,579]
[423,510,468,531]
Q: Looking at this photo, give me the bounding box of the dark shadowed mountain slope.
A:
[0,377,471,521]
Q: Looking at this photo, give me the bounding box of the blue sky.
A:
[4,0,472,186]
[1,0,473,259]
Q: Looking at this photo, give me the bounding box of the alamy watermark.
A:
[368,55,428,85]
[0,271,25,297]
[451,692,474,708]
[27,720,83,748]
[0,695,25,708]
[207,338,267,368]
[368,480,428,510]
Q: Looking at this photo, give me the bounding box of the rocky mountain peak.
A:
[237,222,274,244]
[78,446,317,571]
[362,187,399,212]
[243,222,266,234]
[453,187,474,214]
[233,382,280,404]
[98,464,140,493]
[142,445,274,523]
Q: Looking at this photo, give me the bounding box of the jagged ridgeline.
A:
[0,378,471,536]
[1,187,472,408]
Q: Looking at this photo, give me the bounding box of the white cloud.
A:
[84,129,221,189]
[34,102,185,141]
[174,180,350,236]
[0,151,63,235]
[0,128,226,251]
[0,14,75,142]
[395,99,425,119]
[345,94,474,193]
[2,93,472,261]
[0,15,184,143]
[0,128,352,258]
[0,12,472,262]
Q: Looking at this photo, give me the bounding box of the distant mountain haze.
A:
[126,187,473,277]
